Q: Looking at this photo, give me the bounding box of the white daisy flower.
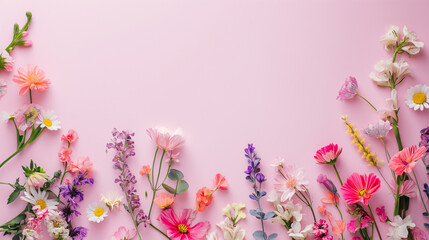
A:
[36,110,61,130]
[0,111,14,123]
[405,84,429,111]
[20,187,59,210]
[87,201,108,223]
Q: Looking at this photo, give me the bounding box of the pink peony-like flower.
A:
[158,208,210,240]
[13,65,50,96]
[68,156,93,174]
[113,226,137,240]
[58,147,72,164]
[147,127,185,151]
[139,165,151,176]
[154,192,175,209]
[314,143,342,165]
[61,129,79,144]
[337,76,358,101]
[376,206,387,223]
[341,173,380,205]
[213,173,228,190]
[388,146,427,175]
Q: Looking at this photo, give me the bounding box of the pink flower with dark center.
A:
[147,127,185,151]
[341,173,380,205]
[13,65,50,96]
[337,76,358,101]
[389,146,427,175]
[158,208,210,240]
[314,143,342,165]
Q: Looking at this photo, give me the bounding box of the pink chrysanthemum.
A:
[274,165,308,202]
[13,65,50,96]
[341,173,380,205]
[158,209,210,240]
[147,127,185,151]
[388,146,427,176]
[337,76,358,101]
[314,143,342,165]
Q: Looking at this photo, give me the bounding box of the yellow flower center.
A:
[358,189,367,197]
[413,92,427,104]
[43,118,52,127]
[177,224,188,233]
[36,199,47,209]
[94,208,105,217]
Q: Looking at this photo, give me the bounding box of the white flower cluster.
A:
[45,210,70,240]
[206,203,246,240]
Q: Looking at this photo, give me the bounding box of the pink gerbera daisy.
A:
[388,146,427,175]
[314,143,342,165]
[341,173,380,205]
[158,208,210,240]
[13,65,50,96]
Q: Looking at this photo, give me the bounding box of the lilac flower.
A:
[420,127,429,164]
[255,173,266,183]
[69,226,88,240]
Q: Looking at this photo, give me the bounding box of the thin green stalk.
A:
[150,223,171,240]
[334,203,343,220]
[391,119,403,151]
[394,175,402,216]
[0,150,20,168]
[0,182,13,187]
[298,191,316,222]
[412,170,429,214]
[149,149,166,219]
[357,94,377,111]
[367,204,382,240]
[333,164,343,186]
[29,89,32,104]
[151,147,159,185]
[155,150,166,187]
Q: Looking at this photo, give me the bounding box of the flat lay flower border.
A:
[1,12,429,240]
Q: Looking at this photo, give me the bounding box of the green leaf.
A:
[162,184,176,194]
[13,24,19,37]
[7,189,21,204]
[167,169,184,181]
[176,180,189,194]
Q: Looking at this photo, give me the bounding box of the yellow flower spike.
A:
[341,116,382,168]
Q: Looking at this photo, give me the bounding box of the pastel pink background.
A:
[1,1,429,239]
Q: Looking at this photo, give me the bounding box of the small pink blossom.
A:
[411,227,427,240]
[147,127,185,151]
[314,143,342,165]
[68,156,93,174]
[375,206,387,223]
[58,147,72,164]
[22,31,29,38]
[360,216,373,228]
[24,41,33,47]
[389,146,427,175]
[337,76,358,101]
[61,129,79,144]
[213,173,228,190]
[113,226,137,240]
[139,165,151,176]
[347,220,358,233]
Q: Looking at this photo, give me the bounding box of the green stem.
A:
[0,182,13,187]
[357,94,377,111]
[393,176,402,215]
[334,203,343,220]
[367,204,382,240]
[147,185,157,219]
[150,223,171,240]
[412,170,429,214]
[0,149,21,168]
[391,119,403,151]
[297,191,316,222]
[29,89,32,104]
[157,161,173,190]
[151,147,159,185]
[155,150,166,188]
[148,149,166,219]
[333,164,343,186]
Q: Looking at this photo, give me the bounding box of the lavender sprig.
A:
[107,128,148,240]
[244,144,277,240]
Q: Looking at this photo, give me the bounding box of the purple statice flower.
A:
[107,129,148,232]
[244,144,277,240]
[419,126,429,164]
[313,219,333,240]
[69,226,88,240]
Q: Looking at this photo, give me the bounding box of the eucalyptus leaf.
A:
[253,231,267,240]
[168,169,184,181]
[176,180,189,194]
[267,233,278,240]
[162,184,176,194]
[264,212,275,220]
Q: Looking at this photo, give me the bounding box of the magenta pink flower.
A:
[113,226,137,240]
[337,76,358,101]
[61,129,79,144]
[314,143,342,165]
[388,146,427,175]
[158,208,210,240]
[375,206,387,223]
[341,173,380,205]
[347,220,358,233]
[147,127,185,151]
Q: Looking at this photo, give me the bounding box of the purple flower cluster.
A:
[419,127,429,164]
[58,171,94,239]
[312,219,333,240]
[107,128,148,227]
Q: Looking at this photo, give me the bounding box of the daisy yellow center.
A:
[43,118,52,127]
[413,92,427,104]
[36,199,47,209]
[358,189,367,197]
[177,224,188,233]
[94,208,105,217]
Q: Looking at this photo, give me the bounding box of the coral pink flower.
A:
[13,65,50,96]
[327,212,346,235]
[314,143,342,165]
[341,173,380,205]
[68,156,93,174]
[317,204,327,215]
[337,76,358,101]
[158,208,210,240]
[139,165,151,176]
[213,173,228,190]
[113,226,137,240]
[61,129,79,144]
[58,147,72,164]
[389,146,427,175]
[147,127,185,151]
[321,191,339,205]
[155,193,175,209]
[195,187,213,212]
